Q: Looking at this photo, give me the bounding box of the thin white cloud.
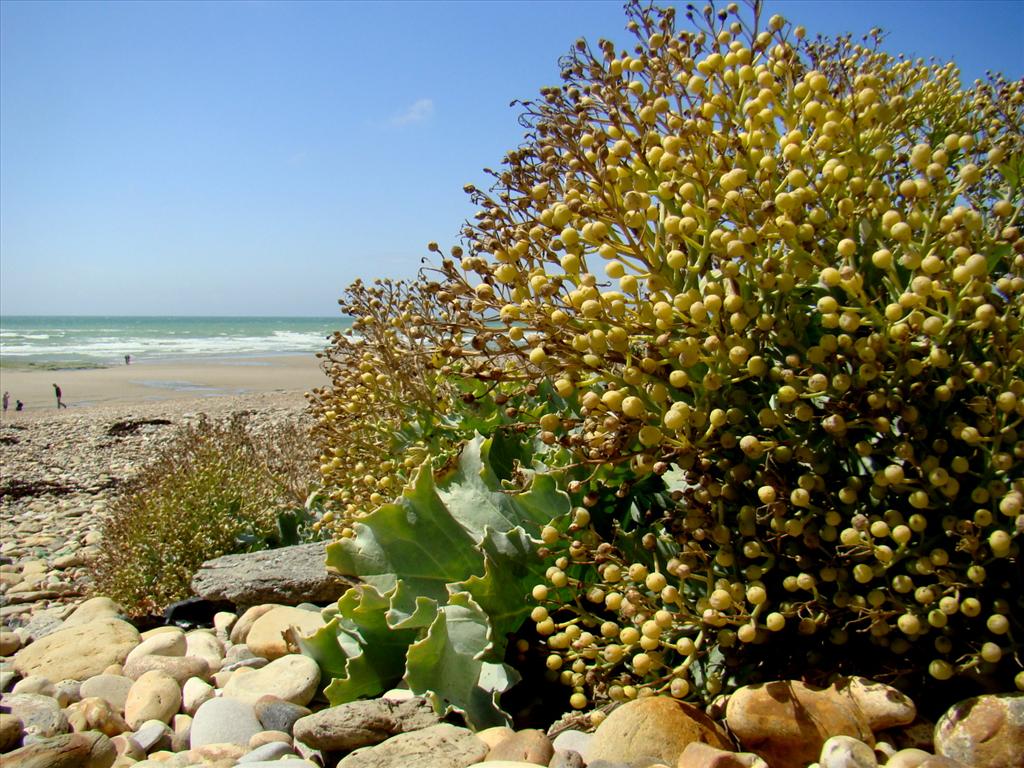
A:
[390,98,434,126]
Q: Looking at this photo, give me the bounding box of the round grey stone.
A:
[190,696,263,749]
[254,696,311,735]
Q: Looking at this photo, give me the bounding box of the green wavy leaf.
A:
[300,585,420,705]
[405,591,519,730]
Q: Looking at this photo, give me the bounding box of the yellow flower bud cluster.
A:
[442,2,1023,707]
[314,1,1024,710]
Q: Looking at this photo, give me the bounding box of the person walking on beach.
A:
[2,391,9,412]
[125,354,131,365]
[53,383,67,409]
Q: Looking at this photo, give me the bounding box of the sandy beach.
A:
[1,355,327,630]
[0,354,329,416]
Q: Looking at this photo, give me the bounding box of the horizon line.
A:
[0,313,344,319]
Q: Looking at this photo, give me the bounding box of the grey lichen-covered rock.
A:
[190,543,357,607]
[335,723,487,768]
[14,610,69,643]
[0,693,70,739]
[293,696,443,752]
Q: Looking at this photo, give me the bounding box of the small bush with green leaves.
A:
[93,414,319,615]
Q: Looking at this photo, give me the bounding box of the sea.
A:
[0,316,349,367]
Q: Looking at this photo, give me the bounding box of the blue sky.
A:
[1,1,1022,317]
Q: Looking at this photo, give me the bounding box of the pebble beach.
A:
[1,358,1022,768]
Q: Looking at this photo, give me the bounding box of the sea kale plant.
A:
[311,0,1023,725]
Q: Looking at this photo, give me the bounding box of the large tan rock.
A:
[843,676,916,731]
[588,696,732,766]
[0,630,23,656]
[725,680,874,768]
[184,630,224,672]
[245,606,325,660]
[935,693,1024,768]
[818,735,879,768]
[62,598,122,628]
[124,670,181,729]
[182,676,216,715]
[13,619,140,682]
[0,712,24,751]
[123,630,185,666]
[229,604,275,645]
[476,726,515,750]
[485,728,553,764]
[222,653,319,706]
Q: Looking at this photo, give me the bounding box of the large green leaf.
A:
[405,591,519,730]
[386,580,442,629]
[508,471,571,528]
[478,429,533,485]
[296,616,349,684]
[456,526,546,642]
[311,436,563,725]
[325,463,484,601]
[435,435,554,542]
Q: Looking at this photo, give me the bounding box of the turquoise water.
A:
[0,316,349,365]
